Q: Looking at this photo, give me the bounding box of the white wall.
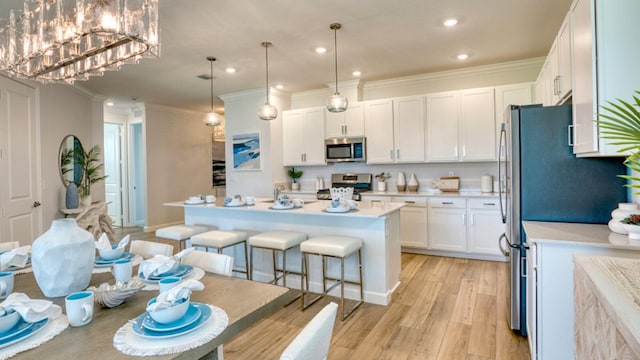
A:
[220,89,290,198]
[39,84,96,227]
[144,104,212,229]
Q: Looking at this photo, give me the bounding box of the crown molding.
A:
[364,57,545,91]
[220,87,288,102]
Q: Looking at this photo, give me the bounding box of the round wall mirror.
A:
[59,135,84,186]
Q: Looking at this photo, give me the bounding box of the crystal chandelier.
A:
[258,41,277,121]
[0,0,160,84]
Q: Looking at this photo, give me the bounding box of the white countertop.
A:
[523,221,640,250]
[165,198,404,218]
[283,189,499,198]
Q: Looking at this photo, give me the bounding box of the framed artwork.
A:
[232,132,261,170]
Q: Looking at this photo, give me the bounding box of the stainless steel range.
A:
[316,173,373,201]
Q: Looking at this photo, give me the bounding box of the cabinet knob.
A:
[33,201,41,208]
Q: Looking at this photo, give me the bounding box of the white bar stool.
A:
[155,224,212,251]
[189,230,249,279]
[248,231,307,288]
[300,235,364,321]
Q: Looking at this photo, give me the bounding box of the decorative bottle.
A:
[65,182,79,209]
[408,173,419,192]
[397,172,406,192]
[31,219,95,297]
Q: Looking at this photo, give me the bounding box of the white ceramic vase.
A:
[397,172,406,192]
[408,173,419,192]
[609,203,639,234]
[80,194,92,207]
[291,182,300,191]
[32,218,95,298]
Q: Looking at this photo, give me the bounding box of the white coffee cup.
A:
[347,199,358,210]
[189,196,201,203]
[113,259,132,283]
[158,277,181,293]
[245,196,255,206]
[65,291,94,327]
[0,272,14,300]
[292,198,304,207]
[205,195,215,203]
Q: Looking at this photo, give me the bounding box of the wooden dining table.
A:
[9,270,295,359]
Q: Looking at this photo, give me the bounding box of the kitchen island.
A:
[165,199,404,305]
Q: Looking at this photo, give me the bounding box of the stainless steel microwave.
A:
[325,137,366,163]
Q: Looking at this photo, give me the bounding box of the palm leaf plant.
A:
[596,90,640,193]
[77,145,108,197]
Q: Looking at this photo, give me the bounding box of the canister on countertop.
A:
[316,176,325,190]
[481,174,493,193]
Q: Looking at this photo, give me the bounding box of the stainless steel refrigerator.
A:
[497,104,627,335]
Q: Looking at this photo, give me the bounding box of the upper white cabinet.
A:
[364,96,426,164]
[325,102,364,138]
[364,99,395,163]
[536,14,572,106]
[282,107,326,166]
[571,0,640,156]
[426,92,459,161]
[426,87,496,162]
[393,95,426,163]
[494,83,533,122]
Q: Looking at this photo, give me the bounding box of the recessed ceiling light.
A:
[444,18,458,27]
[276,84,284,89]
[352,71,362,76]
[315,47,327,54]
[457,53,469,60]
[225,67,236,73]
[106,101,115,106]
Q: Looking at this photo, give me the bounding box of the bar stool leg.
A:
[341,256,345,320]
[358,249,364,301]
[243,241,250,280]
[321,256,327,293]
[282,249,287,288]
[271,250,278,285]
[249,246,254,281]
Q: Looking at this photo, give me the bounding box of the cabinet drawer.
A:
[392,197,427,207]
[362,195,392,203]
[467,198,500,210]
[427,197,465,208]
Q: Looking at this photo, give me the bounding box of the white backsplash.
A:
[283,161,496,192]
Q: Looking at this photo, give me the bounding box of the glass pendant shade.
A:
[203,111,221,127]
[327,93,349,113]
[326,23,348,113]
[258,103,278,120]
[259,42,278,121]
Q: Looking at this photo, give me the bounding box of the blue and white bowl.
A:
[147,297,189,324]
[98,245,125,261]
[0,311,20,334]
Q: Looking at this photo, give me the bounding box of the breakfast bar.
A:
[165,199,404,306]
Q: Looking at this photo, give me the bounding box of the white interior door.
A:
[104,123,123,227]
[0,76,40,245]
[130,122,145,226]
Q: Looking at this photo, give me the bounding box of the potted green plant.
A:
[77,145,107,206]
[287,167,303,190]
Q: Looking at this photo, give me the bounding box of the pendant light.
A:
[258,42,278,121]
[327,23,348,113]
[203,56,222,127]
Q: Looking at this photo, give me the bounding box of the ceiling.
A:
[0,0,573,113]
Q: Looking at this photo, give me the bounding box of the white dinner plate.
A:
[0,317,48,349]
[269,204,295,210]
[224,201,246,207]
[132,303,211,339]
[324,207,353,213]
[184,200,205,205]
[142,303,202,332]
[140,264,194,283]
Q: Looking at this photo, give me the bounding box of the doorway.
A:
[129,122,145,226]
[104,123,124,227]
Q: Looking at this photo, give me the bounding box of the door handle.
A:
[33,201,42,208]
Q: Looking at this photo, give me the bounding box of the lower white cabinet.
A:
[427,198,466,252]
[466,199,504,256]
[393,197,427,249]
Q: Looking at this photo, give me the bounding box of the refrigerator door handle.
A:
[498,233,510,256]
[497,127,507,223]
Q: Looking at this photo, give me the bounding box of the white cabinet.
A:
[426,92,459,161]
[393,96,426,163]
[426,88,496,162]
[466,199,504,256]
[459,88,496,161]
[494,82,533,125]
[393,197,428,249]
[427,198,466,252]
[536,14,572,106]
[571,0,640,156]
[526,242,538,360]
[282,107,326,166]
[363,99,395,163]
[325,102,364,138]
[364,96,426,164]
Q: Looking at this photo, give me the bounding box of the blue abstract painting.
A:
[232,132,261,170]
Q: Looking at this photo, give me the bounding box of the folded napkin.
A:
[0,293,62,322]
[146,279,204,312]
[0,245,31,271]
[95,233,129,250]
[138,248,194,278]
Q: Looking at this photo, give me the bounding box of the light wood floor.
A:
[114,228,530,360]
